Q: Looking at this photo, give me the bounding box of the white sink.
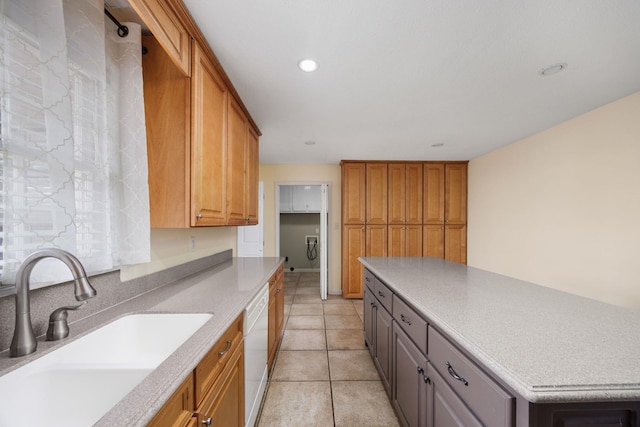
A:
[0,313,212,427]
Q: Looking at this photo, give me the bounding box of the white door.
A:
[320,184,328,300]
[237,181,264,257]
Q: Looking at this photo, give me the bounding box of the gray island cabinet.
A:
[360,257,640,427]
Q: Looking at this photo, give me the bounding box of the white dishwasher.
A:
[244,284,269,427]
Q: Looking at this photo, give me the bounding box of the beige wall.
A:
[120,227,237,281]
[468,92,640,308]
[260,164,342,294]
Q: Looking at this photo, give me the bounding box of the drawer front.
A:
[392,296,427,354]
[195,314,243,406]
[364,269,375,292]
[428,327,514,427]
[374,277,393,312]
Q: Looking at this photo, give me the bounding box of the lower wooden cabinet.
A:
[268,264,285,373]
[147,315,244,427]
[342,225,365,298]
[393,321,428,427]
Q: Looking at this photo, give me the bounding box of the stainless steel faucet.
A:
[10,249,97,357]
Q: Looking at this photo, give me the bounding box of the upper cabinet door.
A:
[423,163,445,224]
[366,163,388,224]
[405,164,423,224]
[191,41,228,226]
[245,126,259,224]
[129,0,190,75]
[445,164,467,225]
[342,163,366,224]
[226,96,248,225]
[387,164,406,224]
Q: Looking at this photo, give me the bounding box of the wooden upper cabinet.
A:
[423,163,445,224]
[245,126,259,225]
[342,163,366,224]
[129,0,190,75]
[366,163,388,224]
[445,163,467,225]
[388,163,422,224]
[143,35,191,228]
[191,40,228,226]
[226,96,248,226]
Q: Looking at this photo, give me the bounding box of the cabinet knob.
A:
[424,375,431,384]
[196,213,203,219]
[417,366,424,375]
[202,417,212,426]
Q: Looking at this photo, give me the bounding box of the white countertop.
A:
[359,256,640,403]
[0,257,282,426]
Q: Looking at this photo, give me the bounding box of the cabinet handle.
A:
[446,361,469,386]
[377,291,385,298]
[276,288,281,293]
[370,302,375,307]
[400,314,412,326]
[202,417,212,426]
[217,340,232,357]
[417,366,424,375]
[424,375,431,384]
[196,213,203,219]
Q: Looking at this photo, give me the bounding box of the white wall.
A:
[468,92,640,308]
[260,164,342,294]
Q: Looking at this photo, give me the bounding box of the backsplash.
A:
[0,250,232,353]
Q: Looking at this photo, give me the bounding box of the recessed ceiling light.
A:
[304,141,316,146]
[298,59,318,72]
[431,143,444,147]
[539,63,567,76]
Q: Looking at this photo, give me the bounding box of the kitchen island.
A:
[360,256,640,427]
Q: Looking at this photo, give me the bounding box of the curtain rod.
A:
[104,8,128,38]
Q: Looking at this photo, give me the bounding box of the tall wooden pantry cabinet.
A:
[341,161,468,298]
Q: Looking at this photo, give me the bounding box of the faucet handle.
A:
[46,301,87,341]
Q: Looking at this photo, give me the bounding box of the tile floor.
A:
[257,272,400,427]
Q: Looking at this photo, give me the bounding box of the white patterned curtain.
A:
[0,0,150,287]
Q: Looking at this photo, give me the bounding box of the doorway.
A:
[276,183,329,300]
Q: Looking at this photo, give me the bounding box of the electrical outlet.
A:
[190,236,196,251]
[305,235,318,245]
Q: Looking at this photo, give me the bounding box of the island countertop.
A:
[359,256,640,403]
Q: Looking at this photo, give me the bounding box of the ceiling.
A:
[181,0,640,165]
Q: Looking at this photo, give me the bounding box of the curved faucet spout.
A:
[10,249,97,357]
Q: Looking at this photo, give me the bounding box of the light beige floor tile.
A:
[324,295,353,304]
[286,315,325,330]
[323,303,357,316]
[293,294,323,304]
[298,280,320,288]
[280,329,327,350]
[300,272,320,280]
[353,300,365,317]
[258,381,334,427]
[328,350,379,381]
[332,381,399,427]
[324,314,363,330]
[326,329,366,350]
[272,351,329,381]
[294,286,320,295]
[290,303,323,316]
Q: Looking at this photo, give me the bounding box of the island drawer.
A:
[392,296,427,354]
[428,326,514,427]
[374,277,393,312]
[364,269,375,292]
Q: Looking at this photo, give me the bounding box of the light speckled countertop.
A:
[0,257,282,426]
[359,256,640,403]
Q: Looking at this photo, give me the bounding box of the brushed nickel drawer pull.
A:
[401,314,412,326]
[217,340,232,357]
[446,361,469,386]
[202,416,212,426]
[378,291,385,298]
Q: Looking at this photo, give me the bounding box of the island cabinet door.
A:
[393,322,428,427]
[426,363,482,427]
[374,304,392,395]
[363,285,375,355]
